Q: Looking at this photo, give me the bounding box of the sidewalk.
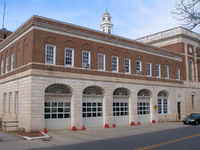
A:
[0,122,186,150]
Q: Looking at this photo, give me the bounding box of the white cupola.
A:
[100,9,113,34]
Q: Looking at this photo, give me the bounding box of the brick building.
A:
[0,11,200,132]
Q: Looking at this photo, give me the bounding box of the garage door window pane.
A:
[45,114,50,119]
[44,101,71,119]
[64,114,70,118]
[58,114,63,118]
[58,102,63,107]
[113,102,128,116]
[58,108,63,112]
[45,108,50,113]
[82,102,102,118]
[137,102,150,115]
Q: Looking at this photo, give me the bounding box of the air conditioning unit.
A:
[83,63,90,69]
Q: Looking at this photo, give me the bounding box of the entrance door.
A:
[177,102,181,120]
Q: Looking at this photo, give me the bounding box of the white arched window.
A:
[157,91,168,114]
[137,89,151,115]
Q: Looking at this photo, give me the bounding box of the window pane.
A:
[136,60,142,73]
[124,58,130,73]
[45,45,55,64]
[82,51,90,68]
[65,48,74,66]
[112,56,118,72]
[97,53,105,71]
[155,64,161,78]
[146,63,152,76]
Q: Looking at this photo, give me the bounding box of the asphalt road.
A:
[32,125,200,150]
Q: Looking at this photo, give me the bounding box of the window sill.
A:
[64,65,74,68]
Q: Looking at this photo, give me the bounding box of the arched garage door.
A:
[44,84,72,129]
[113,88,129,126]
[82,86,104,128]
[137,89,152,123]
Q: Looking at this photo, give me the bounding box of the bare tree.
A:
[175,0,200,29]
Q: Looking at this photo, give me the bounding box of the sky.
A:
[0,0,192,39]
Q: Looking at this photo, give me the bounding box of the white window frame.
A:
[44,101,71,119]
[5,56,9,73]
[188,59,193,81]
[97,53,106,71]
[113,102,129,116]
[176,68,181,80]
[155,64,161,78]
[8,92,12,113]
[136,60,142,73]
[124,58,131,74]
[82,50,91,69]
[164,64,170,79]
[3,93,6,113]
[14,91,19,113]
[10,53,15,71]
[158,98,168,114]
[111,56,119,72]
[64,48,74,67]
[1,59,4,75]
[45,44,56,65]
[146,63,152,77]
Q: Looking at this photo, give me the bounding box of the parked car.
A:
[183,113,200,125]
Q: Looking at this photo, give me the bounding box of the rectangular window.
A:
[124,58,131,73]
[188,59,193,81]
[0,59,4,75]
[158,99,168,114]
[112,56,118,72]
[14,91,19,113]
[8,92,12,113]
[176,68,181,80]
[136,60,142,73]
[97,53,105,71]
[64,48,74,67]
[5,56,10,73]
[82,51,91,69]
[3,93,6,113]
[163,99,168,114]
[146,63,152,77]
[45,44,56,64]
[164,64,169,79]
[155,64,161,78]
[10,53,15,71]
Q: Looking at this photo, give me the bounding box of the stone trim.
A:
[1,63,196,89]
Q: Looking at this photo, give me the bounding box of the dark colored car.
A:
[183,113,200,125]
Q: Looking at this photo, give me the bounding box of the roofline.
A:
[136,26,200,42]
[0,15,182,61]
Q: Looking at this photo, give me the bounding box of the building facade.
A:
[0,14,200,132]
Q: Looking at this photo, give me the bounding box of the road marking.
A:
[136,133,200,150]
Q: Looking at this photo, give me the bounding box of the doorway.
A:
[177,102,181,120]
